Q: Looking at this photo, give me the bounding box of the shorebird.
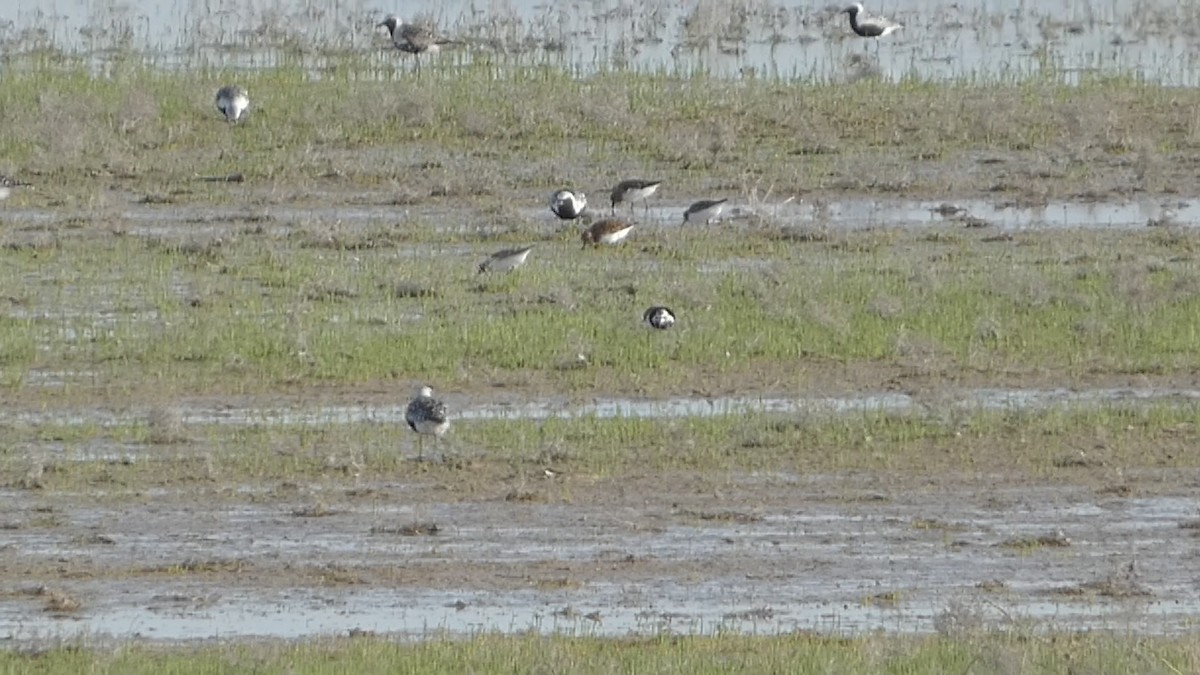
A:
[682,198,728,225]
[377,15,453,73]
[214,85,249,123]
[405,385,450,461]
[610,179,662,216]
[643,306,676,330]
[478,245,535,273]
[0,175,31,201]
[581,219,635,248]
[842,3,902,38]
[550,189,587,220]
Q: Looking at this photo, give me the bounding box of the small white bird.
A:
[550,190,587,220]
[682,198,728,225]
[478,245,534,273]
[842,3,902,38]
[405,385,450,461]
[610,179,662,216]
[643,306,676,330]
[215,85,250,122]
[581,219,635,248]
[0,174,31,201]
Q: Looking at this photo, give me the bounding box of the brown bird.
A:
[581,219,635,248]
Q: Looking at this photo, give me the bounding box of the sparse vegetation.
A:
[3,632,1198,674]
[3,1,1200,657]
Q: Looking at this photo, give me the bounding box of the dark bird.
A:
[550,189,587,220]
[643,306,676,330]
[842,3,902,38]
[405,385,450,461]
[377,15,454,73]
[610,179,662,216]
[682,198,728,225]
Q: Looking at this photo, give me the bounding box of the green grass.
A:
[1,223,1199,398]
[0,63,1198,198]
[3,632,1197,674]
[6,403,1197,493]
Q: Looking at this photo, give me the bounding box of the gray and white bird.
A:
[478,245,534,273]
[550,189,587,220]
[377,15,454,72]
[0,174,32,201]
[682,198,728,225]
[842,3,902,38]
[215,85,249,123]
[581,219,635,248]
[643,306,676,330]
[610,179,662,216]
[405,385,450,461]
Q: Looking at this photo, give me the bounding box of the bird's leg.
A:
[416,435,424,462]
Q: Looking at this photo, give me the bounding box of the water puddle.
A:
[4,0,1200,84]
[2,485,1197,643]
[1,387,1196,432]
[585,196,1199,232]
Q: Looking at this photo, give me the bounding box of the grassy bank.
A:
[0,64,1198,201]
[1,222,1198,399]
[6,402,1197,493]
[3,632,1197,674]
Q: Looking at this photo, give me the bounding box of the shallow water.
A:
[2,387,1197,432]
[2,0,1197,83]
[3,195,1193,238]
[2,481,1197,642]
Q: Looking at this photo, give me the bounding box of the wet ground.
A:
[6,0,1200,84]
[3,466,1197,643]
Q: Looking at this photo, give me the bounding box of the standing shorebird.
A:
[550,189,587,220]
[215,85,249,123]
[478,245,535,273]
[842,3,902,38]
[610,179,662,216]
[581,219,635,248]
[0,175,31,201]
[682,198,728,225]
[643,306,676,330]
[405,385,450,461]
[377,15,453,73]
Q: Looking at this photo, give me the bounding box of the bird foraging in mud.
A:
[842,3,902,38]
[377,15,455,73]
[682,198,728,225]
[550,189,587,220]
[581,219,635,248]
[643,306,676,330]
[478,245,535,274]
[214,85,250,122]
[610,179,662,216]
[405,385,450,461]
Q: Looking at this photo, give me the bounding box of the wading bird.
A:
[842,3,902,38]
[478,245,535,273]
[643,306,676,330]
[405,385,450,461]
[550,189,587,220]
[215,85,249,122]
[581,219,635,248]
[610,179,661,216]
[377,15,454,74]
[682,198,728,225]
